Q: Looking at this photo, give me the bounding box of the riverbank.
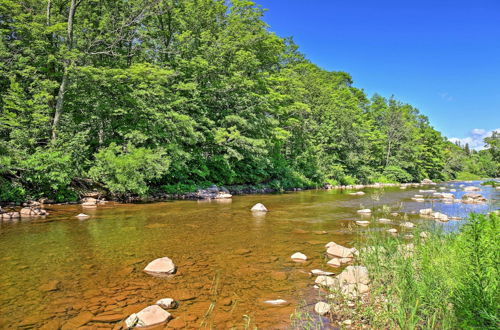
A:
[291,211,499,329]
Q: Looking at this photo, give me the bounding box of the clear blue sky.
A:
[259,0,499,148]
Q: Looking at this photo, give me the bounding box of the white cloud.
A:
[439,92,454,102]
[449,128,500,151]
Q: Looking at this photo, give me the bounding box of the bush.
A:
[383,165,413,183]
[89,143,170,197]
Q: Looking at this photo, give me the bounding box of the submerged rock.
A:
[355,220,370,226]
[251,203,268,212]
[263,299,289,306]
[143,257,176,276]
[463,186,480,192]
[311,269,335,276]
[76,213,89,219]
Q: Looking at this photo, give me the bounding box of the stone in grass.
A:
[314,302,331,316]
[400,222,415,229]
[386,228,398,234]
[378,218,392,223]
[290,252,307,262]
[356,209,372,214]
[251,203,268,212]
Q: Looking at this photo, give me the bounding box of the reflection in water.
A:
[0,181,497,328]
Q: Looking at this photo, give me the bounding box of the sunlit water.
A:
[0,181,498,329]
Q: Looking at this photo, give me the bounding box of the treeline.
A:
[0,0,498,201]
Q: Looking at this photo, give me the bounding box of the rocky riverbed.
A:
[0,180,498,328]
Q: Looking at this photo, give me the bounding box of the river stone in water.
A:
[314,302,331,316]
[311,269,334,276]
[400,222,415,228]
[356,209,371,214]
[355,220,370,226]
[143,257,176,276]
[251,203,268,212]
[126,305,172,328]
[326,242,357,259]
[290,252,307,261]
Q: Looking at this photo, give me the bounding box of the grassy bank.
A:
[292,212,499,329]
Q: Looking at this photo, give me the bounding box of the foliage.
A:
[0,0,497,200]
[88,143,170,197]
[455,171,482,180]
[301,213,499,329]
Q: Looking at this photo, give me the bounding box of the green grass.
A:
[455,171,483,180]
[292,213,499,329]
[481,180,499,187]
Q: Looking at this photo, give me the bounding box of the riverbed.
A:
[0,181,498,329]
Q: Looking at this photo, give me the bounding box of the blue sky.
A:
[258,0,499,149]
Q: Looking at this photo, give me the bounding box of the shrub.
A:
[89,143,170,197]
[383,165,413,183]
[455,171,482,180]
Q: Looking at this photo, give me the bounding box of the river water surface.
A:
[0,181,498,329]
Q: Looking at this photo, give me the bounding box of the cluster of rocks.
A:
[462,193,487,204]
[188,185,232,200]
[0,202,48,221]
[81,193,107,207]
[419,208,450,222]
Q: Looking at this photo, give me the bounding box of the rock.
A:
[315,275,338,287]
[400,222,415,229]
[463,186,480,192]
[355,220,370,226]
[327,257,351,267]
[126,305,171,328]
[326,242,357,259]
[156,298,178,309]
[92,313,124,323]
[221,298,233,306]
[338,266,370,285]
[343,319,352,325]
[432,212,449,222]
[1,211,20,220]
[251,203,268,212]
[143,257,176,276]
[263,299,289,306]
[19,206,48,217]
[314,302,331,316]
[234,248,251,255]
[386,228,398,234]
[270,271,287,281]
[290,252,307,262]
[462,193,487,204]
[421,179,434,184]
[313,230,328,235]
[404,234,414,239]
[356,209,371,214]
[419,208,433,216]
[414,194,424,198]
[311,269,335,276]
[412,198,425,202]
[61,311,94,330]
[390,212,399,216]
[419,231,430,238]
[76,213,89,218]
[39,280,60,292]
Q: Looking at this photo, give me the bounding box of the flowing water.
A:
[0,181,498,329]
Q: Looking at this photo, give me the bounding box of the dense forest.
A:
[0,0,498,202]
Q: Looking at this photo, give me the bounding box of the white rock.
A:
[315,275,338,287]
[156,298,177,309]
[463,186,480,192]
[378,218,392,223]
[131,305,171,328]
[326,242,357,258]
[419,208,433,216]
[355,220,370,226]
[386,228,398,234]
[291,252,307,261]
[343,319,352,325]
[251,203,268,212]
[432,212,449,222]
[144,257,176,276]
[338,266,370,286]
[400,222,415,228]
[356,209,371,214]
[419,231,430,238]
[314,302,331,316]
[76,213,89,218]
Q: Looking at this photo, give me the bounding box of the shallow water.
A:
[0,181,498,329]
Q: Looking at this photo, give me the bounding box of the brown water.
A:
[0,182,498,329]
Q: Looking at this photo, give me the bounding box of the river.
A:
[0,181,498,329]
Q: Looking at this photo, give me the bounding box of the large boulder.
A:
[143,257,176,276]
[125,305,171,328]
[419,208,433,216]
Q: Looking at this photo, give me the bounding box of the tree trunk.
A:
[51,0,78,142]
